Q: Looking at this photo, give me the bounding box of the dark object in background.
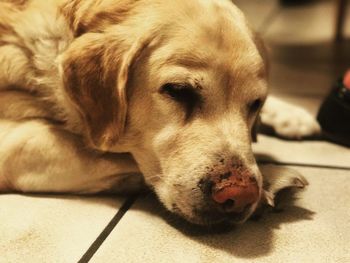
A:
[317,71,350,147]
[279,0,314,6]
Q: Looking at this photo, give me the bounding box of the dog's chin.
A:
[171,204,254,226]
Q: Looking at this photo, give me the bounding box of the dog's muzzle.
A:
[197,166,259,223]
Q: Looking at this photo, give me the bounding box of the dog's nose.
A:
[211,172,259,213]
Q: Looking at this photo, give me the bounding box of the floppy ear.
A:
[60,32,148,150]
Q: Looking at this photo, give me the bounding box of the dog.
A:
[0,0,319,225]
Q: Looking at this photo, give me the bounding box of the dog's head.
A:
[60,0,268,225]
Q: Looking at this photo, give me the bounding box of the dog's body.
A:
[0,0,318,225]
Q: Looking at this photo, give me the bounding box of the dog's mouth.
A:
[194,204,254,225]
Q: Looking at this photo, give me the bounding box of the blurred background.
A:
[233,0,350,115]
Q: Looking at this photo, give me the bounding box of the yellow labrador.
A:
[0,0,318,225]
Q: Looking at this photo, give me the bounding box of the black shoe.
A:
[317,71,350,147]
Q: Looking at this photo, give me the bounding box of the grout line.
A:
[258,160,350,171]
[77,195,138,263]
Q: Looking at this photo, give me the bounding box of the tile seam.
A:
[77,195,138,263]
[258,160,350,171]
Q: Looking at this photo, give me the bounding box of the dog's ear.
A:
[60,32,148,150]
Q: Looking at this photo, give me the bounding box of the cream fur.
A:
[0,0,315,225]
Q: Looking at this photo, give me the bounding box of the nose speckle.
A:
[198,178,214,196]
[220,172,231,180]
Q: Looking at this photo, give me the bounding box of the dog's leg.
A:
[261,96,321,139]
[0,44,35,90]
[0,119,143,194]
[0,2,34,90]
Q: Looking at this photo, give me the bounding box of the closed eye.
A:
[160,83,202,119]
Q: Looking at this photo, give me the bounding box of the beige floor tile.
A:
[264,1,335,44]
[89,166,350,263]
[254,135,350,168]
[233,0,350,97]
[267,40,350,97]
[233,0,279,31]
[268,55,335,97]
[0,194,124,263]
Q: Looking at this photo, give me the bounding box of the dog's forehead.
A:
[146,0,266,96]
[154,34,264,93]
[157,0,263,74]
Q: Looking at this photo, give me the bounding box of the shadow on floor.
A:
[15,154,316,259]
[132,189,315,259]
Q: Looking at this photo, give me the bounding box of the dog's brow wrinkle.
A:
[166,53,209,69]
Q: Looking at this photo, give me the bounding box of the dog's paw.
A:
[252,165,308,219]
[261,97,321,139]
[260,165,308,207]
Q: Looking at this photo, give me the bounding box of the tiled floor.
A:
[1,1,350,263]
[90,166,350,263]
[0,195,125,263]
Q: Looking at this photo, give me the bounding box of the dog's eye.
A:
[249,99,263,113]
[161,83,199,103]
[160,83,201,118]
